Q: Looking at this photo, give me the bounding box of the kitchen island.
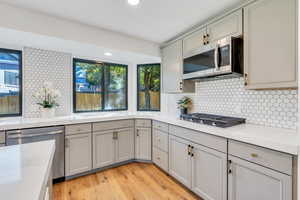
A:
[0,140,55,200]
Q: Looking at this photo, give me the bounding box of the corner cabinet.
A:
[228,155,292,200]
[169,135,227,200]
[135,127,152,160]
[244,0,297,89]
[161,40,195,93]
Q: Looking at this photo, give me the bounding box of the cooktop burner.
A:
[180,113,246,128]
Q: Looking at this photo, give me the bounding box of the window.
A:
[0,48,22,117]
[73,58,127,112]
[137,64,160,111]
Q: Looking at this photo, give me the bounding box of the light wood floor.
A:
[53,163,200,200]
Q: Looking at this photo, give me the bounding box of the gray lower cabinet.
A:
[116,128,134,163]
[135,127,152,160]
[228,155,292,200]
[93,130,115,168]
[169,135,227,200]
[169,135,192,187]
[191,143,227,200]
[93,128,134,169]
[65,133,92,176]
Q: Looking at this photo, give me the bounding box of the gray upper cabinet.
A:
[244,0,297,89]
[207,9,243,42]
[183,9,242,57]
[183,27,207,56]
[228,155,292,200]
[161,40,195,93]
[191,143,227,200]
[135,127,152,160]
[65,132,92,176]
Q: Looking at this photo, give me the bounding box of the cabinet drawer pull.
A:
[228,169,232,174]
[157,157,160,160]
[251,153,258,158]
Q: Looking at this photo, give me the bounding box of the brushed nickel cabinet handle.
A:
[251,153,258,158]
[136,129,140,137]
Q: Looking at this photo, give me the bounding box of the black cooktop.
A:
[180,113,246,128]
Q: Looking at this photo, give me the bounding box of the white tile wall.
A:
[192,78,298,129]
[23,47,72,118]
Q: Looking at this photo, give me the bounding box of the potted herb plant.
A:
[33,82,61,118]
[177,96,192,115]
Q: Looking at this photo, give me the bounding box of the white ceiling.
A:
[0,0,245,43]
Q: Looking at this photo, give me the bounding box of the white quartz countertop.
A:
[0,140,55,200]
[0,112,299,155]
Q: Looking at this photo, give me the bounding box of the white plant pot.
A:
[40,108,56,118]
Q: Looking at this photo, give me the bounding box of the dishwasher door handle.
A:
[7,130,64,139]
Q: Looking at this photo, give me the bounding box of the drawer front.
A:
[153,147,168,172]
[153,121,169,133]
[153,129,168,152]
[93,120,134,132]
[0,131,5,144]
[169,125,227,153]
[228,140,293,175]
[65,123,92,135]
[135,119,152,127]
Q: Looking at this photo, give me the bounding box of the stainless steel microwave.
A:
[183,37,243,80]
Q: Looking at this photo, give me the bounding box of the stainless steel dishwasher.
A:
[6,126,65,180]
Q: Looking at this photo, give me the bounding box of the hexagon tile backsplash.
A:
[194,78,298,129]
[23,47,72,118]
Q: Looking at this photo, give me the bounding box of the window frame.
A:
[73,58,128,113]
[137,63,161,112]
[0,48,22,117]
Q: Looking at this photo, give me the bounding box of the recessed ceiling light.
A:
[104,52,112,56]
[127,0,140,6]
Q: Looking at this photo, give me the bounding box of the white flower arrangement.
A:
[33,82,61,109]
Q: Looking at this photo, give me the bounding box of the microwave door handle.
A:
[214,44,219,71]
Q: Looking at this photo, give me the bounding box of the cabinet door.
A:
[244,0,297,89]
[116,128,134,162]
[169,135,192,188]
[183,27,207,56]
[228,155,292,200]
[191,143,227,200]
[135,127,152,160]
[161,40,183,93]
[93,130,115,169]
[207,9,243,42]
[65,133,92,176]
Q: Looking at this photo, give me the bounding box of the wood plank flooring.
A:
[53,163,200,200]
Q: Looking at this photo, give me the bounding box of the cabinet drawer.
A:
[135,119,152,127]
[65,123,91,135]
[153,147,168,172]
[153,121,169,133]
[153,129,168,152]
[93,120,134,132]
[169,125,227,153]
[0,131,5,144]
[228,140,293,175]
